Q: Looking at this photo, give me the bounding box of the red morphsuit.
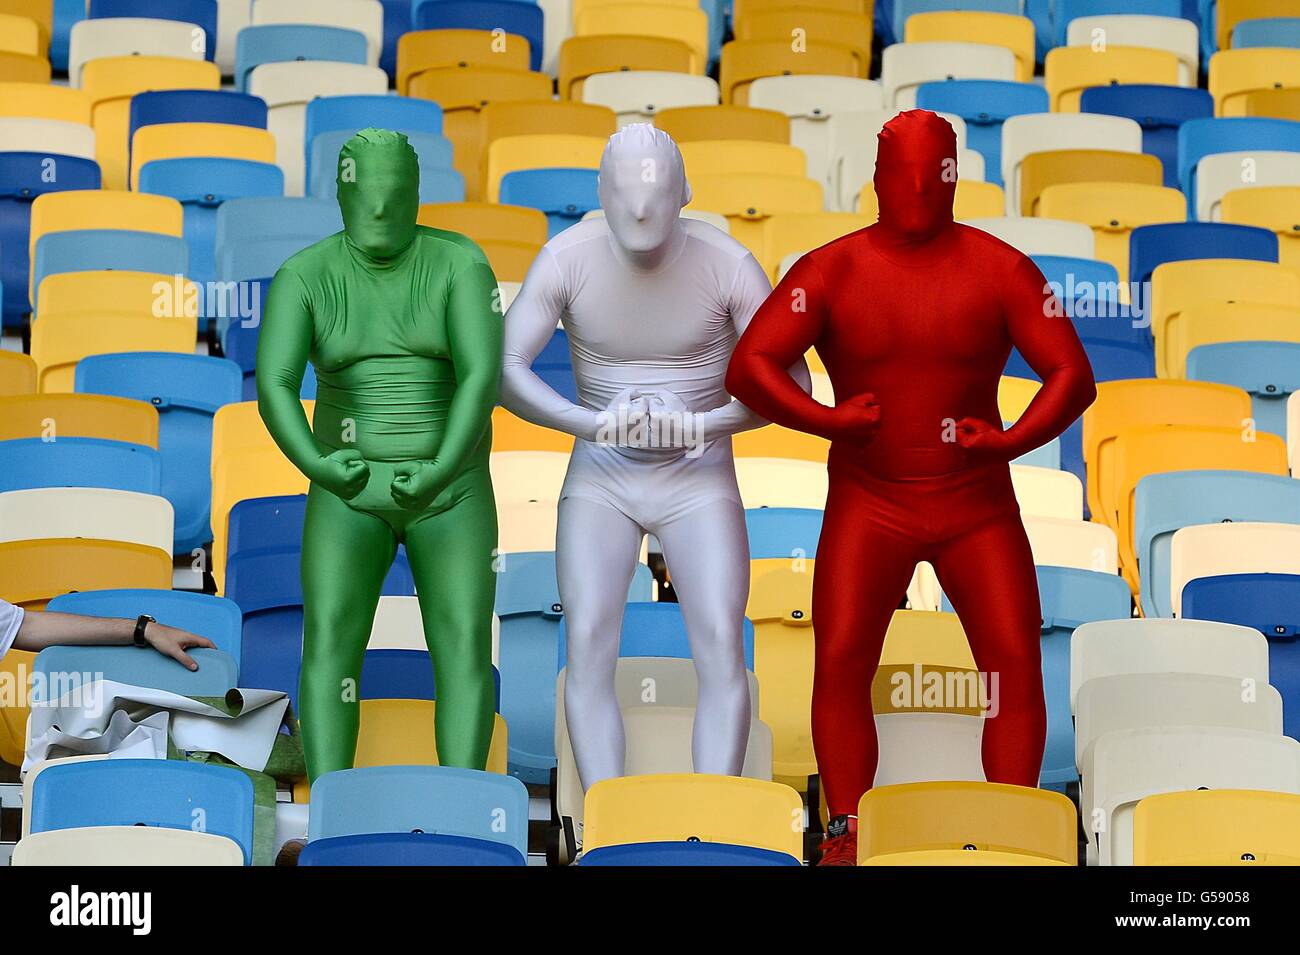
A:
[726,110,1096,822]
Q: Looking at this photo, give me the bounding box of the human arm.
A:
[11,608,216,671]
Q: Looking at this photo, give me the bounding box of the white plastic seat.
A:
[215,0,252,76]
[251,0,384,66]
[0,118,96,160]
[497,499,558,553]
[367,594,501,664]
[748,75,884,187]
[537,0,572,76]
[498,281,522,314]
[1001,113,1143,215]
[12,826,245,865]
[68,17,206,88]
[248,60,389,196]
[963,217,1097,258]
[580,71,720,126]
[734,457,828,509]
[1070,617,1270,715]
[1010,463,1084,520]
[1170,522,1300,616]
[1289,391,1299,476]
[880,41,1017,109]
[490,450,572,504]
[1024,515,1119,574]
[826,107,968,211]
[1091,725,1300,866]
[0,487,173,555]
[1195,151,1300,222]
[1066,15,1199,86]
[874,711,985,786]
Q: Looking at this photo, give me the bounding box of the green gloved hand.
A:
[389,459,452,510]
[312,448,370,500]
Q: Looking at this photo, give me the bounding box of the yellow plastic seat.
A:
[679,139,807,179]
[904,11,1035,83]
[210,400,314,593]
[873,609,983,719]
[1170,302,1300,379]
[731,421,831,462]
[1218,0,1297,50]
[0,351,37,397]
[407,67,552,201]
[1133,789,1300,865]
[574,4,709,73]
[719,39,859,106]
[1111,423,1288,581]
[0,537,172,611]
[746,558,817,783]
[735,9,873,77]
[129,122,277,190]
[0,13,41,56]
[81,55,220,190]
[419,201,550,248]
[28,192,184,303]
[688,172,824,256]
[1083,379,1253,538]
[858,781,1079,865]
[396,29,532,96]
[1018,148,1164,217]
[1221,186,1300,269]
[1243,86,1300,122]
[0,82,90,124]
[558,34,695,101]
[32,312,196,393]
[484,133,606,203]
[1150,259,1300,378]
[490,406,576,452]
[476,240,540,282]
[757,211,872,281]
[1044,46,1181,113]
[734,0,869,18]
[0,647,34,766]
[354,699,509,773]
[0,393,158,445]
[863,848,1069,865]
[1209,47,1300,117]
[0,51,50,83]
[1037,181,1185,294]
[583,773,805,857]
[479,100,617,196]
[998,375,1040,422]
[654,105,790,145]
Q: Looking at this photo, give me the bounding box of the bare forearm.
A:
[14,611,136,652]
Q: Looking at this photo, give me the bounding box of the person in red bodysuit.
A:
[725,110,1096,865]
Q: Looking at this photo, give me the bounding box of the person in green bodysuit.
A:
[256,128,501,783]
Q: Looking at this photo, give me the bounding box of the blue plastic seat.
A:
[28,759,255,865]
[1128,222,1278,311]
[1133,470,1300,618]
[745,507,823,559]
[944,566,1131,789]
[379,0,412,78]
[915,80,1048,187]
[1029,255,1132,340]
[233,24,370,91]
[559,602,756,670]
[531,328,578,405]
[299,830,527,865]
[0,436,161,494]
[51,0,86,72]
[1051,0,1183,45]
[129,90,268,145]
[304,94,443,188]
[499,168,599,238]
[220,288,318,399]
[1081,85,1213,189]
[227,494,308,558]
[138,159,284,322]
[0,152,101,322]
[1233,16,1300,48]
[75,352,243,553]
[580,841,802,865]
[31,229,189,312]
[89,0,218,61]
[30,644,240,700]
[308,765,530,858]
[46,589,243,664]
[413,0,545,71]
[494,550,653,782]
[307,129,460,202]
[1182,572,1300,739]
[1177,118,1300,219]
[1186,341,1300,438]
[360,649,502,710]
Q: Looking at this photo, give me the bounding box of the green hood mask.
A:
[337,127,420,260]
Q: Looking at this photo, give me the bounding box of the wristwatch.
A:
[133,614,155,648]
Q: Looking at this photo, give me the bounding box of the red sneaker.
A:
[817,831,858,866]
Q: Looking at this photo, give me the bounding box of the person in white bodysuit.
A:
[501,124,812,790]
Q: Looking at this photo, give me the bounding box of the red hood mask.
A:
[872,109,958,245]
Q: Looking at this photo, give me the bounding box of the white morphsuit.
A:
[502,124,812,790]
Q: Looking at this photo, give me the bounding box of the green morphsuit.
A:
[256,128,502,783]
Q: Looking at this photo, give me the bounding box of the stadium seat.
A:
[1171,522,1300,615]
[88,0,218,61]
[1221,186,1300,267]
[398,28,532,95]
[583,774,803,858]
[1000,112,1143,214]
[1170,302,1300,383]
[12,826,244,866]
[736,8,873,77]
[1045,45,1182,113]
[1134,789,1300,865]
[0,437,161,497]
[128,88,268,172]
[905,11,1034,82]
[688,173,824,254]
[1195,150,1300,221]
[499,168,600,237]
[963,217,1096,258]
[68,16,206,88]
[0,81,91,124]
[1209,47,1300,116]
[418,202,549,249]
[858,781,1078,865]
[233,23,367,93]
[1066,13,1200,85]
[582,70,722,126]
[27,759,255,865]
[0,352,37,396]
[31,227,189,314]
[31,642,238,701]
[307,128,458,202]
[47,588,241,663]
[484,134,605,205]
[720,39,859,107]
[0,11,41,56]
[129,122,276,191]
[882,41,1017,110]
[0,538,173,611]
[1019,148,1164,215]
[414,0,544,71]
[915,80,1047,188]
[655,105,790,145]
[576,4,709,74]
[1212,0,1296,53]
[1243,87,1300,121]
[0,392,157,446]
[252,0,383,67]
[31,307,195,395]
[581,841,801,865]
[299,831,526,866]
[1081,84,1214,188]
[1188,341,1300,437]
[1176,117,1300,218]
[0,487,170,559]
[1134,470,1300,618]
[304,94,443,188]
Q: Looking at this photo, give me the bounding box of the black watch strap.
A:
[133,614,155,648]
